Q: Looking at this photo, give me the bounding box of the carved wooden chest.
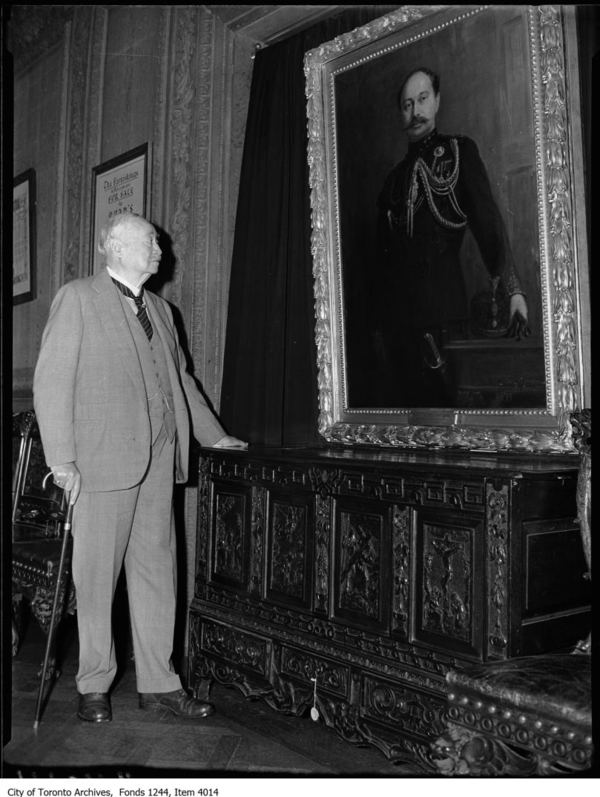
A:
[188,447,590,770]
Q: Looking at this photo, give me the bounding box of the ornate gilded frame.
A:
[305,5,588,453]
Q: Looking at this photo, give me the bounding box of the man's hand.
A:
[506,294,530,341]
[213,435,248,450]
[51,462,81,505]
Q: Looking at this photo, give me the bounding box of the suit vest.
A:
[118,293,176,443]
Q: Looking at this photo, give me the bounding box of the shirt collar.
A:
[106,266,143,297]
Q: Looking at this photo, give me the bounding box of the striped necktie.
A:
[112,278,153,341]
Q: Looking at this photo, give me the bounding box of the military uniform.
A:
[373,129,523,406]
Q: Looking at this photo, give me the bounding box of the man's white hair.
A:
[97,212,144,255]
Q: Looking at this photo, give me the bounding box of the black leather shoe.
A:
[77,692,112,723]
[139,688,215,718]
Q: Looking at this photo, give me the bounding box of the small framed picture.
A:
[13,169,36,304]
[90,143,151,273]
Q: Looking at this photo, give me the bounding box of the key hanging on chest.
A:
[310,675,320,722]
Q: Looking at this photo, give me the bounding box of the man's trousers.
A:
[71,425,183,694]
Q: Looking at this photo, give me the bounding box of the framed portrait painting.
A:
[305,5,589,453]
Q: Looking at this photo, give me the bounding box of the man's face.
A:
[400,71,440,142]
[113,218,162,286]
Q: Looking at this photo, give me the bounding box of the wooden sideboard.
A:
[187,446,590,770]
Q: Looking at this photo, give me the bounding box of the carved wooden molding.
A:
[392,505,410,638]
[167,7,197,311]
[486,482,510,657]
[151,6,172,229]
[250,485,266,595]
[62,8,93,283]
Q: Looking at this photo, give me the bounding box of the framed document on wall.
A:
[90,143,150,273]
[13,169,36,304]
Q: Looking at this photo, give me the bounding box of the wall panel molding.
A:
[79,7,108,275]
[151,6,173,230]
[166,5,198,314]
[61,7,94,283]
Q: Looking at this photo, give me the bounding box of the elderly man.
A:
[374,66,530,406]
[33,212,246,723]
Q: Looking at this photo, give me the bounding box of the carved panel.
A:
[422,525,473,641]
[391,504,411,638]
[414,512,484,657]
[362,675,447,739]
[269,502,307,601]
[202,619,270,678]
[280,646,349,699]
[486,482,510,657]
[213,490,246,585]
[335,507,385,627]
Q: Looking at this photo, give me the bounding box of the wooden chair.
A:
[11,410,75,727]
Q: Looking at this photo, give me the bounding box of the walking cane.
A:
[33,472,74,730]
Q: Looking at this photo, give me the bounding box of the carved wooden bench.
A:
[432,652,592,775]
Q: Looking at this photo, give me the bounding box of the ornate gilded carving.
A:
[486,482,509,656]
[392,505,410,637]
[214,493,244,582]
[537,6,579,435]
[250,486,265,596]
[305,6,583,452]
[338,512,380,618]
[270,503,306,599]
[422,525,472,641]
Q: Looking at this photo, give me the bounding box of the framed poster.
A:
[90,143,150,273]
[13,169,36,304]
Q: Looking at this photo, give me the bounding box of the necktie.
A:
[112,278,153,341]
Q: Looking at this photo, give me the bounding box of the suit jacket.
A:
[33,268,226,491]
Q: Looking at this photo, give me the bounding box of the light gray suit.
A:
[33,268,226,693]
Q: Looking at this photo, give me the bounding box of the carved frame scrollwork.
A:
[304,5,588,453]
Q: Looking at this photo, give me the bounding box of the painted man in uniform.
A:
[374,67,530,406]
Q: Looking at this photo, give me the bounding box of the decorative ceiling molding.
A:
[204,5,363,47]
